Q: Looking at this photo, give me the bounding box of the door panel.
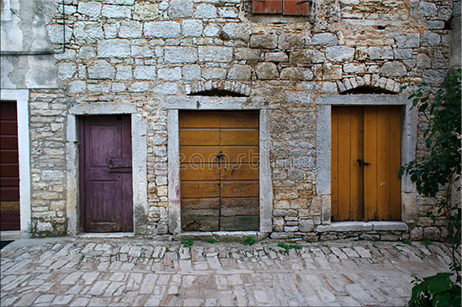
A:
[180,111,259,231]
[80,116,133,232]
[332,106,401,222]
[364,106,379,220]
[0,101,20,231]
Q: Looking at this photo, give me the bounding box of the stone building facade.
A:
[1,0,460,241]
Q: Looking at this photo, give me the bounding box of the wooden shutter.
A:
[283,0,310,15]
[252,0,283,14]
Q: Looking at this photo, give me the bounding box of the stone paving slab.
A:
[0,237,453,306]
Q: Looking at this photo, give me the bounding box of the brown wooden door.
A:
[180,111,259,231]
[0,101,20,231]
[80,115,133,232]
[331,106,402,221]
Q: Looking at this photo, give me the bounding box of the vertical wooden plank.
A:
[350,107,364,221]
[252,0,283,13]
[364,106,378,220]
[283,0,310,15]
[377,106,391,220]
[389,106,402,220]
[331,107,339,221]
[337,107,352,221]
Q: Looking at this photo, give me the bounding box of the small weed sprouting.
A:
[165,247,169,252]
[421,237,434,246]
[243,236,255,246]
[182,240,193,248]
[305,239,315,243]
[278,242,302,253]
[208,239,216,244]
[403,239,413,245]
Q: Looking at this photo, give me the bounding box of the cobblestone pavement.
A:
[0,237,454,306]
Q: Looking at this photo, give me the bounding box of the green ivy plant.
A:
[399,69,461,306]
[409,273,461,307]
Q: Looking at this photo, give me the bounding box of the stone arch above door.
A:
[336,74,402,94]
[186,81,252,97]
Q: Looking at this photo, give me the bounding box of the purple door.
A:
[80,115,133,232]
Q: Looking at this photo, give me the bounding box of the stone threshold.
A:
[0,230,23,240]
[76,232,135,239]
[177,231,270,242]
[315,221,409,232]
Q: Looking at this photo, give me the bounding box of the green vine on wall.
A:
[399,69,461,306]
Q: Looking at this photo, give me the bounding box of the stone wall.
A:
[10,0,457,239]
[29,89,68,236]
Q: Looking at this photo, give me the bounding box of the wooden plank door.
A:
[331,106,401,222]
[180,111,259,231]
[80,115,133,232]
[0,101,20,231]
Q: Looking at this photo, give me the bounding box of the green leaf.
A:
[427,274,453,294]
[432,292,453,306]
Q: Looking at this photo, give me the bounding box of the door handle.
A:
[216,151,224,162]
[357,159,371,167]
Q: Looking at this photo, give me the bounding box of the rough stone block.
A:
[74,22,105,42]
[299,219,314,232]
[280,67,313,81]
[250,34,278,49]
[119,21,142,38]
[218,7,239,18]
[88,60,116,79]
[235,48,260,60]
[158,67,181,81]
[394,48,412,60]
[164,47,198,63]
[278,33,304,49]
[380,61,407,77]
[311,33,337,46]
[227,65,252,80]
[368,46,393,60]
[78,2,102,17]
[58,63,76,80]
[98,40,130,58]
[182,65,201,81]
[202,68,227,80]
[153,83,178,95]
[134,66,156,80]
[418,1,437,18]
[102,5,132,18]
[145,22,181,38]
[134,2,159,20]
[416,53,431,68]
[182,20,203,37]
[290,50,325,65]
[326,46,355,62]
[194,3,217,18]
[222,23,249,41]
[255,62,278,79]
[198,46,233,62]
[421,32,441,47]
[343,63,366,74]
[168,0,193,18]
[394,33,420,48]
[204,24,220,37]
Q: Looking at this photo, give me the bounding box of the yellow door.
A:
[180,111,259,231]
[331,106,402,221]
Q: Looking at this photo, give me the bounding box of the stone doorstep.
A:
[315,221,409,233]
[0,230,23,240]
[177,231,270,242]
[77,233,135,239]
